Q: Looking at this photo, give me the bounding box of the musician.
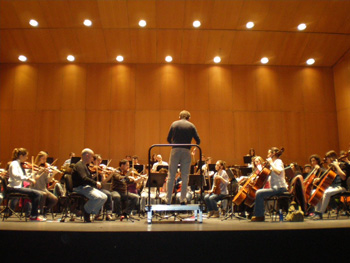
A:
[202,157,214,189]
[7,148,45,221]
[90,154,114,221]
[132,155,140,165]
[105,159,139,219]
[71,148,107,222]
[251,147,288,222]
[166,110,200,205]
[63,152,75,167]
[151,155,168,172]
[204,160,229,218]
[32,151,58,216]
[311,150,347,220]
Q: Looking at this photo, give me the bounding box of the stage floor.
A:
[2,212,350,262]
[1,211,350,232]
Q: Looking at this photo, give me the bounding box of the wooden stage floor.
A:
[1,212,350,262]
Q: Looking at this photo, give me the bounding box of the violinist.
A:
[90,154,114,221]
[251,147,288,222]
[71,148,107,223]
[7,148,45,221]
[31,151,58,216]
[204,160,229,218]
[104,159,139,219]
[202,157,214,190]
[310,150,347,220]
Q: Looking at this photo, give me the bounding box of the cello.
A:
[308,153,348,206]
[232,156,270,206]
[303,164,322,201]
[238,148,284,207]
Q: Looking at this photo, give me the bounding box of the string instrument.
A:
[303,164,322,201]
[308,153,348,206]
[232,148,284,207]
[212,175,221,195]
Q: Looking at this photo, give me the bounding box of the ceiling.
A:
[1,0,350,66]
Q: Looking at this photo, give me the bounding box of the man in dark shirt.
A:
[108,159,139,218]
[71,148,107,222]
[166,110,200,204]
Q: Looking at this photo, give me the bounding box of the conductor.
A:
[166,110,200,204]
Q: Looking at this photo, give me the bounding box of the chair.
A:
[0,176,30,221]
[60,173,87,222]
[265,191,294,221]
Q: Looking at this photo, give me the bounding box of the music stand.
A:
[101,159,108,165]
[146,173,167,219]
[133,164,144,174]
[243,156,252,164]
[70,157,80,164]
[240,167,252,176]
[188,174,204,203]
[156,165,169,171]
[47,157,54,164]
[208,164,216,172]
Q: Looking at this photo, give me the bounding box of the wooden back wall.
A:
[0,63,339,168]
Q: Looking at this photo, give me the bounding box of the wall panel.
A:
[0,63,341,168]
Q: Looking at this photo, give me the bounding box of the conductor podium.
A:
[146,144,203,224]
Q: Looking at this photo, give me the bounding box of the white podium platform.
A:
[147,204,203,224]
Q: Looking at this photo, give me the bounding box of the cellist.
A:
[204,160,229,218]
[310,150,347,220]
[251,147,288,222]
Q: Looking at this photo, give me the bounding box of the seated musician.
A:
[204,160,229,218]
[71,148,107,223]
[310,150,347,220]
[104,159,139,219]
[151,155,168,172]
[32,151,58,216]
[251,147,288,222]
[6,148,45,221]
[90,154,114,221]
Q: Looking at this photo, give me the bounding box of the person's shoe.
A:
[83,209,91,223]
[29,216,46,222]
[207,211,214,218]
[94,214,103,221]
[180,198,187,205]
[251,216,265,222]
[106,214,114,221]
[312,212,323,220]
[212,211,220,218]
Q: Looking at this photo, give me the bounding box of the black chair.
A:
[0,176,30,221]
[60,173,87,222]
[265,191,294,221]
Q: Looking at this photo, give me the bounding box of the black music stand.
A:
[156,165,169,171]
[240,167,253,176]
[188,174,204,203]
[70,157,81,165]
[133,164,144,174]
[146,173,167,219]
[243,155,252,164]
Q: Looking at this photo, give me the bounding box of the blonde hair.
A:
[35,151,48,165]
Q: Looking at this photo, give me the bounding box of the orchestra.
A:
[1,145,350,223]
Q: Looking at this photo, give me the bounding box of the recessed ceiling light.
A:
[116,55,124,62]
[246,22,254,29]
[67,55,75,62]
[84,19,92,27]
[29,19,38,27]
[193,20,201,28]
[261,57,269,64]
[306,58,315,65]
[298,23,307,31]
[18,55,27,62]
[139,20,147,27]
[165,56,173,62]
[213,56,221,63]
